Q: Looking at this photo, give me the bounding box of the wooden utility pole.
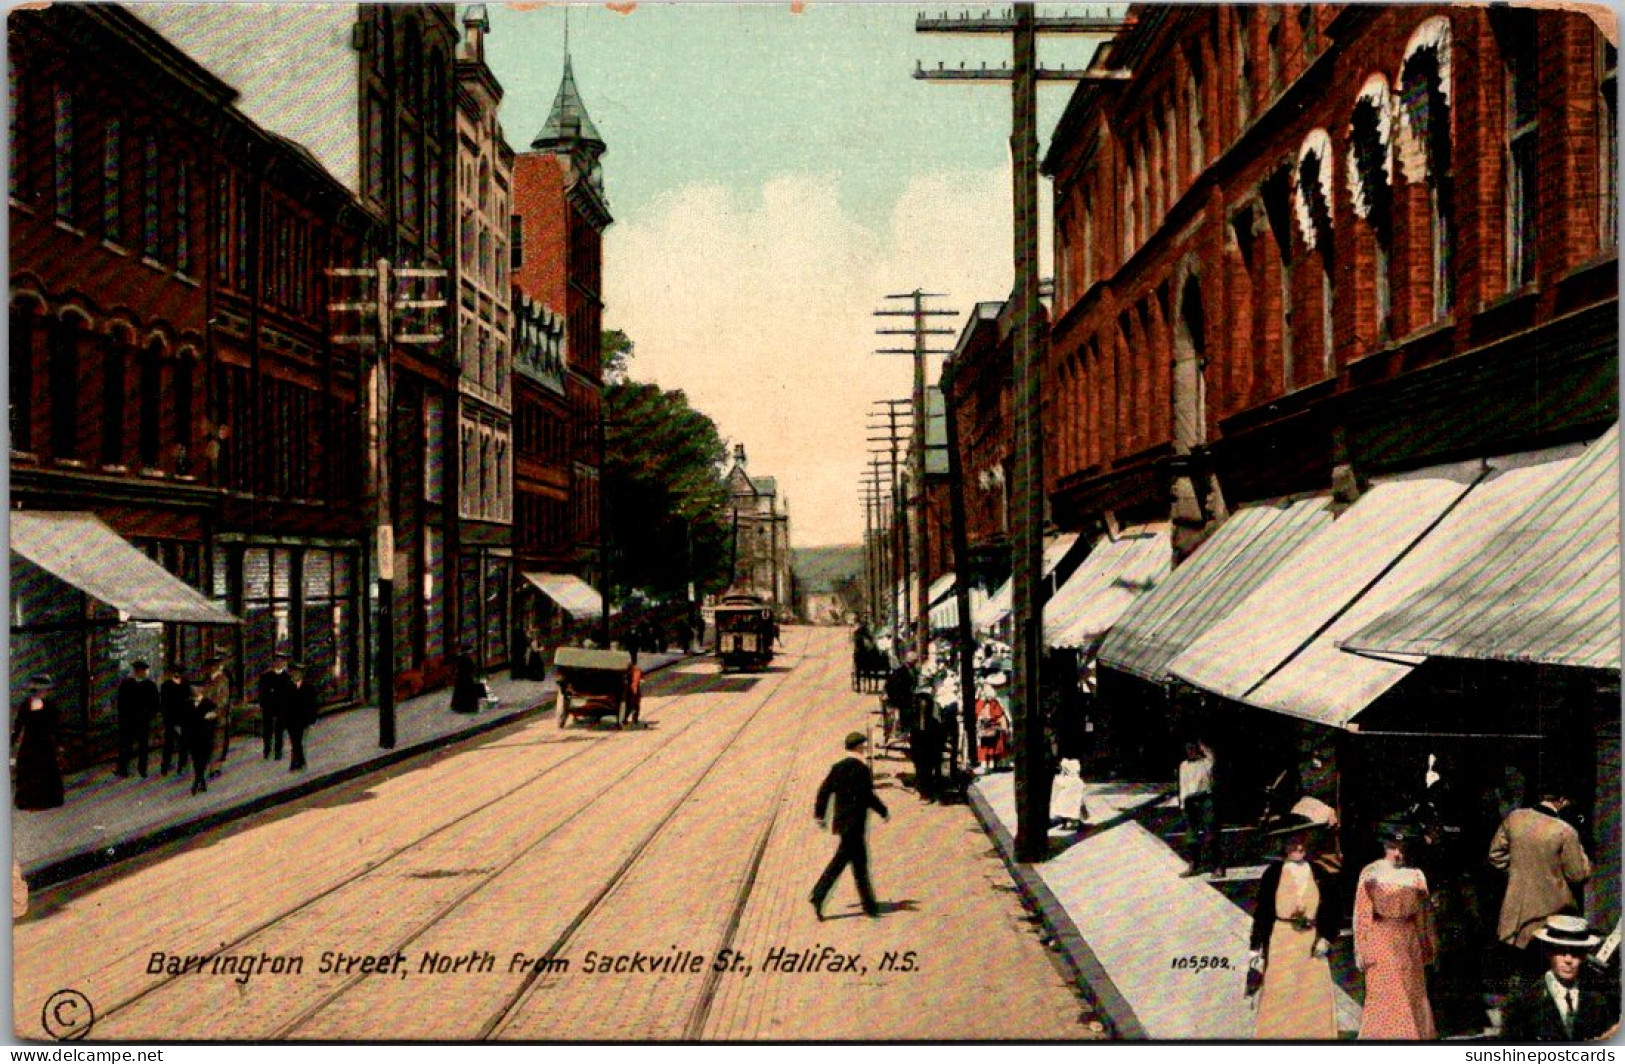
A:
[329,258,446,750]
[868,399,912,634]
[876,291,956,664]
[917,4,1128,861]
[941,370,979,770]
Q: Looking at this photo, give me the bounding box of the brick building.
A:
[1045,5,1615,544]
[8,5,378,762]
[1045,4,1618,954]
[136,4,466,700]
[510,49,610,640]
[452,6,515,672]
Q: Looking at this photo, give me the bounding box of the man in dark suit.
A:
[810,731,889,920]
[1503,915,1619,1041]
[158,662,190,776]
[258,652,295,760]
[183,676,219,796]
[285,662,316,771]
[115,660,160,778]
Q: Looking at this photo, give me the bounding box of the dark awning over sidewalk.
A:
[10,511,239,625]
[1343,425,1619,672]
[521,571,603,621]
[1097,496,1332,684]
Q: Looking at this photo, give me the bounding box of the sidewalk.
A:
[970,771,1361,1040]
[13,651,692,887]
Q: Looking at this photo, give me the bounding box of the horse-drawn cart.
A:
[554,646,640,729]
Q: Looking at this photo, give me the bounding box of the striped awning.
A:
[1344,426,1619,672]
[522,571,603,621]
[930,585,989,632]
[1043,527,1170,651]
[10,511,239,625]
[974,533,1079,631]
[1171,449,1583,728]
[1097,496,1333,684]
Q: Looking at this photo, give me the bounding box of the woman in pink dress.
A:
[1354,821,1437,1039]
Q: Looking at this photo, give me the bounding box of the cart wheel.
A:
[556,690,569,728]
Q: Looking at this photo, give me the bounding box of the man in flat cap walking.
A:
[810,731,889,920]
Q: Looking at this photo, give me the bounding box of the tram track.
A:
[477,641,831,1040]
[76,640,805,1040]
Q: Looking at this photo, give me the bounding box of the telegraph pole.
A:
[329,258,446,749]
[867,400,911,633]
[941,367,979,770]
[876,291,956,665]
[917,4,1128,861]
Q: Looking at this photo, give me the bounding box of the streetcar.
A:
[554,646,641,728]
[713,590,777,672]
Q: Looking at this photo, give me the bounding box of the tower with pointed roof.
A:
[510,33,613,634]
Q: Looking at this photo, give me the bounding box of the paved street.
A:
[14,627,1095,1042]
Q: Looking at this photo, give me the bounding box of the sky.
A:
[483,3,1105,546]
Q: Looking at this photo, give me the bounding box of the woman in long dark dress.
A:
[12,675,64,810]
[450,650,481,714]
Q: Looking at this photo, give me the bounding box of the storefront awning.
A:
[1343,426,1619,672]
[10,511,239,625]
[1097,496,1333,684]
[925,572,957,610]
[1170,450,1581,728]
[522,571,603,621]
[974,533,1079,631]
[1044,527,1170,651]
[930,585,989,632]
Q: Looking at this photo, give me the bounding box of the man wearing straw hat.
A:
[809,731,889,920]
[1503,915,1619,1040]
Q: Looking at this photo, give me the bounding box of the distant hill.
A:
[792,546,864,594]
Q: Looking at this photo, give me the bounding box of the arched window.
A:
[174,355,193,474]
[138,340,163,468]
[1349,75,1396,339]
[1398,17,1453,319]
[49,313,85,459]
[10,300,36,451]
[100,329,129,467]
[1262,168,1296,392]
[1295,129,1335,377]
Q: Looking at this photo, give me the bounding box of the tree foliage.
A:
[602,333,732,603]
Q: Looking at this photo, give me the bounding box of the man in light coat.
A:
[1489,785,1592,950]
